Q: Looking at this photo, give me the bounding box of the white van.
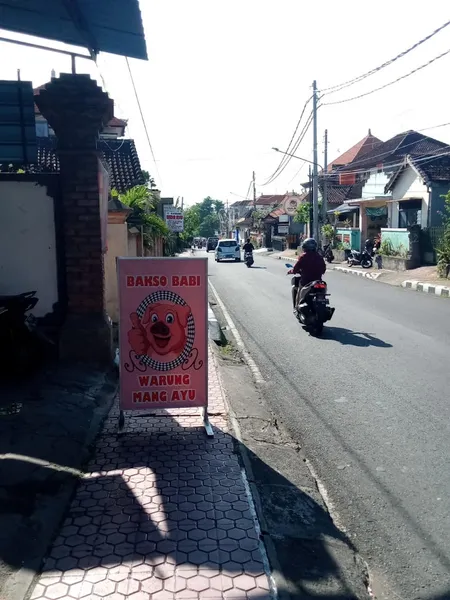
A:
[215,239,241,263]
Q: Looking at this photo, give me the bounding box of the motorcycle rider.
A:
[242,238,254,253]
[288,238,326,311]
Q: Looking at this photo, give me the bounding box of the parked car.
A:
[215,239,241,262]
[206,237,219,252]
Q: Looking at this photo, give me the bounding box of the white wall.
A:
[390,166,429,227]
[0,180,58,317]
[362,171,391,199]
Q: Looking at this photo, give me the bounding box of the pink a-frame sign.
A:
[117,257,211,435]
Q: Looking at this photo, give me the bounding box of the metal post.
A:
[308,166,313,237]
[252,171,256,235]
[71,54,76,74]
[312,80,319,241]
[322,128,328,225]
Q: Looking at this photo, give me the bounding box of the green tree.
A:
[180,196,224,241]
[181,204,201,241]
[294,202,310,224]
[113,185,169,248]
[199,214,220,238]
[437,190,450,277]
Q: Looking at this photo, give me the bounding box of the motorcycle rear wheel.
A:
[362,259,373,268]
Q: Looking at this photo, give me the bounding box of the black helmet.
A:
[302,237,317,252]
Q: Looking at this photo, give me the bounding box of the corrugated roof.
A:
[0,0,148,60]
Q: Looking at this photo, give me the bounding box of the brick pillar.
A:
[35,74,114,363]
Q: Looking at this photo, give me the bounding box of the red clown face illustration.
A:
[128,301,191,358]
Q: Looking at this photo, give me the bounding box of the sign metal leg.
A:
[202,407,214,438]
[118,410,125,434]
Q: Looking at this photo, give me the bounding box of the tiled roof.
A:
[386,153,450,192]
[30,136,145,192]
[414,153,450,182]
[344,130,449,172]
[255,194,287,206]
[329,130,382,171]
[230,200,251,207]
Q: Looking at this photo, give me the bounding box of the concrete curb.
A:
[402,280,450,297]
[208,305,222,342]
[334,266,382,280]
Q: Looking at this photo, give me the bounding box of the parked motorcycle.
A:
[0,291,51,378]
[347,239,374,268]
[319,243,334,264]
[286,264,335,335]
[244,251,254,268]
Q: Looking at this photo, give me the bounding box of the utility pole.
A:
[312,80,319,241]
[252,171,257,234]
[308,165,313,237]
[322,129,328,226]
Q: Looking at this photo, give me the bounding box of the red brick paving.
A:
[30,349,271,600]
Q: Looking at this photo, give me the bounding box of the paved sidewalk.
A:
[30,349,272,600]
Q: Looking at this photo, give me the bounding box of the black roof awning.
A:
[0,0,148,60]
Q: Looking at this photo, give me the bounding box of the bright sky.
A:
[1,1,449,206]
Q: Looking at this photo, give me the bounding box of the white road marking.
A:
[208,280,265,384]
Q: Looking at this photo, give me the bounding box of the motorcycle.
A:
[347,239,374,268]
[319,243,334,264]
[286,264,335,335]
[244,251,254,268]
[0,291,53,378]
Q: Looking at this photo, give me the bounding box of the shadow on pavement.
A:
[0,405,368,599]
[323,327,393,348]
[240,329,450,597]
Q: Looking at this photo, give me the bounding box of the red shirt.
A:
[293,251,326,285]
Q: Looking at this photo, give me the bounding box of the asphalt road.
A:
[207,250,450,600]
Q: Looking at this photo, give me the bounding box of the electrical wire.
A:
[327,130,450,173]
[261,95,313,185]
[322,48,450,106]
[125,56,162,185]
[321,145,450,179]
[418,122,450,132]
[321,19,450,94]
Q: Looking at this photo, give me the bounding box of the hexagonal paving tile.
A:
[234,574,257,591]
[117,577,140,596]
[45,582,69,600]
[92,578,116,596]
[141,577,164,593]
[187,575,210,592]
[67,580,93,599]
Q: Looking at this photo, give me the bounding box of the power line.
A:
[329,130,450,172]
[321,145,450,179]
[417,122,450,133]
[261,95,313,185]
[322,48,450,106]
[321,19,450,95]
[125,56,162,185]
[261,107,315,186]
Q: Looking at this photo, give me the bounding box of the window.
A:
[218,241,237,247]
[399,200,422,227]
